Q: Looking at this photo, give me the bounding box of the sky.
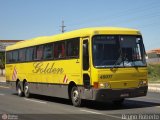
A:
[0,0,160,50]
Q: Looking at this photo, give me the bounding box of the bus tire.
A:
[24,82,30,98]
[17,82,23,97]
[71,86,81,107]
[113,99,124,106]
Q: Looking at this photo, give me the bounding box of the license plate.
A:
[120,93,129,97]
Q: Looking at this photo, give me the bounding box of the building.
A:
[0,40,23,52]
[146,48,160,63]
[0,40,23,72]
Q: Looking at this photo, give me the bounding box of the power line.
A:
[67,1,160,29]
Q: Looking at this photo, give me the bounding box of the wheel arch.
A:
[16,79,20,90]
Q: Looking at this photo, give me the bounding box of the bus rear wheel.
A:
[71,86,82,107]
[24,82,30,98]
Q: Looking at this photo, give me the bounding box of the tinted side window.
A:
[12,51,19,62]
[35,45,43,60]
[54,41,65,59]
[66,38,79,58]
[26,47,35,61]
[19,49,26,62]
[43,43,53,60]
[6,51,13,63]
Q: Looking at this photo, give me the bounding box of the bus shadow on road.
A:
[13,93,73,106]
[12,93,160,110]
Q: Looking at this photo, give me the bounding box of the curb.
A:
[0,80,6,83]
[148,83,160,93]
[0,82,7,86]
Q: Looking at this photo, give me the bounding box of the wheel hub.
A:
[18,88,21,95]
[24,85,29,94]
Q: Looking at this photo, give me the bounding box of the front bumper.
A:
[93,86,148,102]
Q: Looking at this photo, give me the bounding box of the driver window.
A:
[83,40,89,70]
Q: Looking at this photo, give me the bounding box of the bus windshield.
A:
[92,35,146,68]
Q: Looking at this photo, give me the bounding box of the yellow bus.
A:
[5,27,148,107]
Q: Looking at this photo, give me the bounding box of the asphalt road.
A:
[0,85,160,120]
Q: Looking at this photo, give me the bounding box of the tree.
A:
[0,52,5,75]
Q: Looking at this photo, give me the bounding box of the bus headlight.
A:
[139,80,147,86]
[99,82,110,89]
[99,83,105,88]
[94,82,111,89]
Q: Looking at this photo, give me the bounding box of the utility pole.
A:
[60,20,66,33]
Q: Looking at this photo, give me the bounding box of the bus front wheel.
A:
[71,86,82,107]
[24,82,30,98]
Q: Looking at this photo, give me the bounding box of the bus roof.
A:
[6,27,141,51]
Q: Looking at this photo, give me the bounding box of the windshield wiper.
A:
[110,46,124,70]
[95,65,109,68]
[110,54,123,70]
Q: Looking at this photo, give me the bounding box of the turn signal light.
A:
[94,82,99,89]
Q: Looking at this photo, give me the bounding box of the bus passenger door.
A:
[82,39,92,99]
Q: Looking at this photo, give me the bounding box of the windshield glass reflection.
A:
[92,35,146,68]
